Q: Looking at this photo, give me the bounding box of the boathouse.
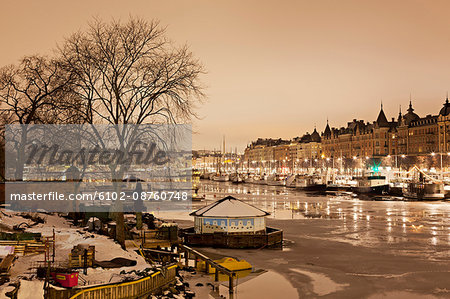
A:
[191,196,269,234]
[182,196,282,248]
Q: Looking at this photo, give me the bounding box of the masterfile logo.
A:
[4,124,192,213]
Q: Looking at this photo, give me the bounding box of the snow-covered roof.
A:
[190,196,270,218]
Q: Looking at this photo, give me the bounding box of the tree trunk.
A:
[15,126,28,181]
[115,212,126,249]
[136,212,142,230]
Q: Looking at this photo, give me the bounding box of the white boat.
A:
[266,174,286,186]
[211,173,229,182]
[285,174,297,188]
[253,175,267,185]
[243,174,255,183]
[201,172,214,180]
[295,175,326,191]
[230,173,244,184]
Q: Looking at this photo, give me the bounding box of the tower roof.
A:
[403,100,420,125]
[376,103,389,127]
[397,105,403,125]
[190,196,270,217]
[439,95,450,116]
[311,127,321,142]
[323,119,331,136]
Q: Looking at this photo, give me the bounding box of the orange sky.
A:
[2,0,450,151]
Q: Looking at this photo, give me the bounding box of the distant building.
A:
[243,133,321,170]
[292,128,322,161]
[229,97,450,171]
[243,138,290,171]
[322,97,450,158]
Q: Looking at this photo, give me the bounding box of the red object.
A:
[51,271,79,287]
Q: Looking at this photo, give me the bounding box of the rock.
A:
[169,286,179,295]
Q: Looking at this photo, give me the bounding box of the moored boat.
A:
[352,174,389,195]
[266,174,286,186]
[230,173,244,184]
[285,174,297,188]
[252,175,267,185]
[211,173,230,182]
[295,175,326,191]
[403,181,445,200]
[402,166,445,200]
[326,183,352,192]
[388,179,407,196]
[243,174,255,183]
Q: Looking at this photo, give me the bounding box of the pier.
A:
[179,244,238,295]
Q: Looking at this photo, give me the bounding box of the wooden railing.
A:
[47,264,177,299]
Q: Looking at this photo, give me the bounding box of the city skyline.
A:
[2,1,450,151]
[207,98,450,153]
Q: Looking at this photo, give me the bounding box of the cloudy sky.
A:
[2,0,450,151]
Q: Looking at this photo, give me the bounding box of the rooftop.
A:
[190,196,270,218]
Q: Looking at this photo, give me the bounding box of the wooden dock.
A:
[140,229,178,249]
[179,244,238,295]
[181,226,283,249]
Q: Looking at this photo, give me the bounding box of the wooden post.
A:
[205,262,209,274]
[52,229,55,262]
[184,251,189,267]
[83,249,88,275]
[214,269,219,282]
[229,274,234,295]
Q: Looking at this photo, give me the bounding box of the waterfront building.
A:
[183,196,283,249]
[293,128,322,161]
[190,196,269,234]
[322,97,450,159]
[243,133,321,172]
[243,138,290,171]
[322,104,397,158]
[437,98,450,152]
[217,97,450,172]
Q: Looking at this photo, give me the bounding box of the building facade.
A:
[236,98,450,172]
[322,98,450,159]
[243,130,322,172]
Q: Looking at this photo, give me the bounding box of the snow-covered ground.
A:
[0,212,151,298]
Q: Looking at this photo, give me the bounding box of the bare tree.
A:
[59,17,204,247]
[0,55,77,180]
